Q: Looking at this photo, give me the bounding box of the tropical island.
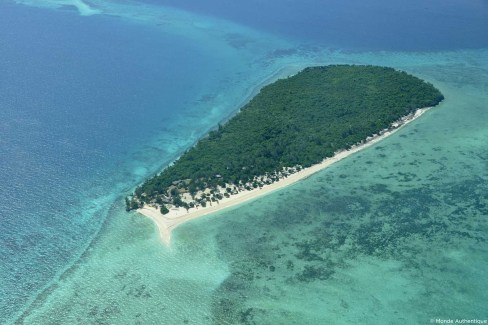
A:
[127,65,444,244]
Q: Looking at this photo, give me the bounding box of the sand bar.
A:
[138,107,431,245]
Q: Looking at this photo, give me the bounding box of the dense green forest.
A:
[127,65,443,211]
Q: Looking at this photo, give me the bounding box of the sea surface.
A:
[0,0,487,324]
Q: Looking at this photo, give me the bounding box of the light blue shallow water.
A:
[1,0,487,323]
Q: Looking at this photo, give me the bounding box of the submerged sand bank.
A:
[138,107,431,245]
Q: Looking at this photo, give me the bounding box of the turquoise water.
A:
[1,0,487,324]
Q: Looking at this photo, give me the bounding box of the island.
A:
[126,65,444,244]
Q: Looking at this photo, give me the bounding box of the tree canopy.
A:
[128,65,443,210]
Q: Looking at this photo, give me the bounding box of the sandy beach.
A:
[138,107,431,245]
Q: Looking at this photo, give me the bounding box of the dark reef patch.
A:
[209,172,488,323]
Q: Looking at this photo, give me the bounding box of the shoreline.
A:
[138,106,432,246]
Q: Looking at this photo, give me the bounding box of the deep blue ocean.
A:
[140,0,488,50]
[0,2,241,319]
[1,0,487,323]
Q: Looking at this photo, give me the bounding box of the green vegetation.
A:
[127,65,443,211]
[160,205,169,215]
